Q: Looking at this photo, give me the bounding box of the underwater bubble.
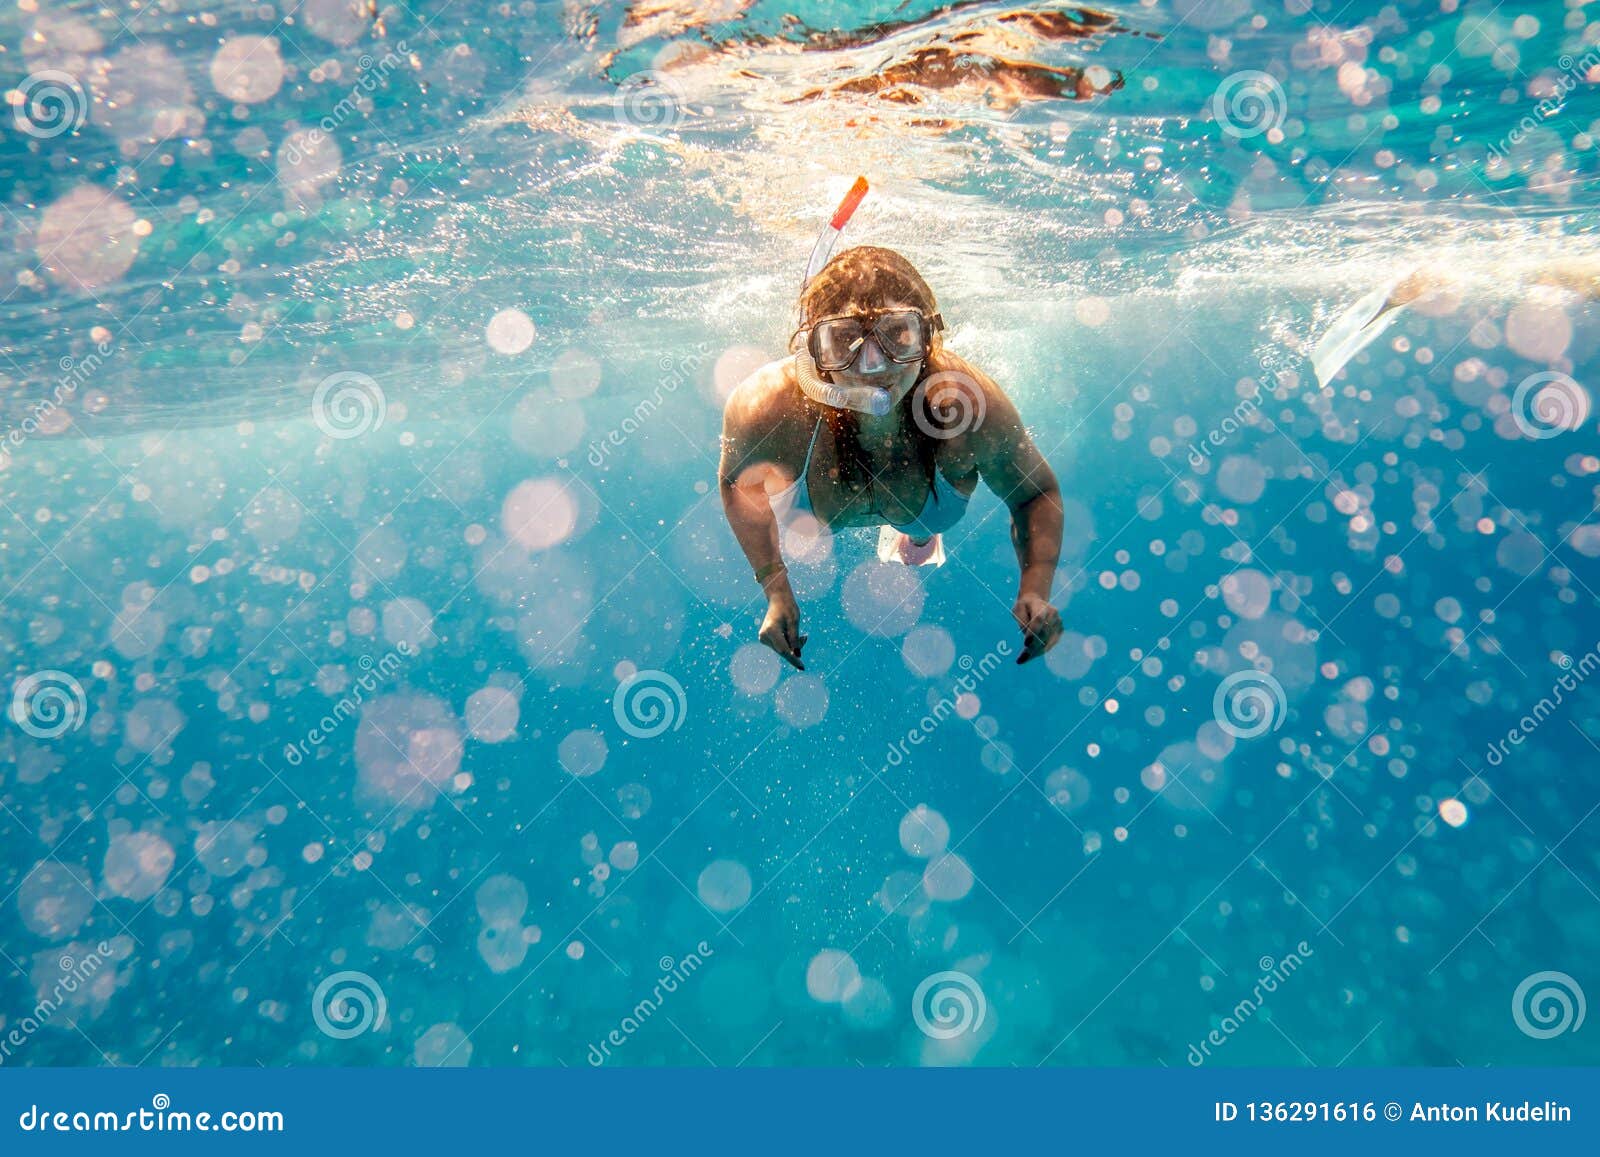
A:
[195,820,258,879]
[1149,741,1229,814]
[730,642,781,696]
[366,903,418,950]
[123,699,186,755]
[842,562,924,637]
[697,859,753,912]
[617,783,652,819]
[922,852,975,901]
[478,922,528,973]
[413,1023,472,1067]
[550,348,603,398]
[1222,612,1317,695]
[296,0,372,44]
[277,129,343,195]
[465,687,520,742]
[210,36,284,103]
[475,874,529,925]
[348,606,378,637]
[1496,531,1545,576]
[1221,569,1272,619]
[90,44,201,144]
[841,977,895,1030]
[241,488,301,547]
[1504,299,1572,363]
[805,949,861,1003]
[558,728,608,777]
[509,392,586,458]
[774,673,829,728]
[712,346,768,405]
[487,308,536,354]
[878,870,931,919]
[902,626,956,677]
[778,512,835,574]
[898,805,950,858]
[102,831,176,902]
[36,185,141,292]
[381,597,435,651]
[1044,766,1092,812]
[1044,632,1098,680]
[1216,455,1267,504]
[354,693,464,806]
[17,861,94,940]
[501,478,579,552]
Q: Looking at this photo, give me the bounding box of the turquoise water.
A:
[1,0,1598,1068]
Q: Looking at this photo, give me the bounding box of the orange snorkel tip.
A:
[803,176,870,289]
[830,176,869,231]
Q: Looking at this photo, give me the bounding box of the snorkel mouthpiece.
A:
[795,343,893,416]
[795,176,892,417]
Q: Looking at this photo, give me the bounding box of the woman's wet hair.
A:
[794,246,943,503]
[796,245,939,331]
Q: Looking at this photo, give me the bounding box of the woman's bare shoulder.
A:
[725,357,798,424]
[720,356,805,468]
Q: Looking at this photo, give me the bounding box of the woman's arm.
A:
[943,354,1065,663]
[719,373,808,669]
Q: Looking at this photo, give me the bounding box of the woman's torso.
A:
[764,353,979,534]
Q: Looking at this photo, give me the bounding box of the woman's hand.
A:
[1013,592,1062,665]
[760,592,808,670]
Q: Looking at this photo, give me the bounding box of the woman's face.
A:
[822,298,927,408]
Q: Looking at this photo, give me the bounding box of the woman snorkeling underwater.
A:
[718,180,1066,670]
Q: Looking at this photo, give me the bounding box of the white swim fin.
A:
[1310,279,1411,387]
[878,526,946,567]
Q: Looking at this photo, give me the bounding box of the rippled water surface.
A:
[2,0,1599,1067]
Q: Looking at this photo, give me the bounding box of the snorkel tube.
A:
[794,177,892,418]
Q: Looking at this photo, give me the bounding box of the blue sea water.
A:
[0,0,1597,1069]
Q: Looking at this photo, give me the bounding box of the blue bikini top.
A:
[769,416,970,539]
